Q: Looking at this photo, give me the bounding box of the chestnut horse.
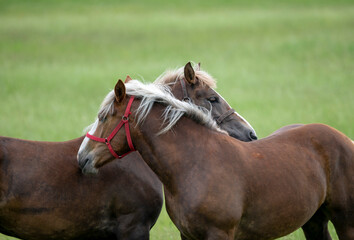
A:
[0,63,257,239]
[78,80,354,240]
[0,137,162,240]
[155,62,257,141]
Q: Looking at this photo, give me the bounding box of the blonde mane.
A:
[95,80,226,135]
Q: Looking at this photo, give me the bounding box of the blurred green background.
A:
[0,0,353,239]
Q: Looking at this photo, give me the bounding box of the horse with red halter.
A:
[78,79,354,240]
[0,63,256,239]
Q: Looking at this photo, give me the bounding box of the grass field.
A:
[0,0,353,239]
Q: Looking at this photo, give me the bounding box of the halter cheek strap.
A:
[86,96,136,159]
[215,108,235,124]
[180,78,192,102]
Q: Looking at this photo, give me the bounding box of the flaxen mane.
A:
[96,80,226,135]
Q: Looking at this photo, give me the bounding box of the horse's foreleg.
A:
[301,208,332,240]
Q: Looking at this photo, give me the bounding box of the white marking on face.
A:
[78,119,99,158]
[214,90,257,135]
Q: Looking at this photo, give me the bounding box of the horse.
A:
[78,79,354,240]
[155,62,257,141]
[0,137,163,240]
[0,62,257,239]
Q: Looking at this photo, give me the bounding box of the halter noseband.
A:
[86,96,136,159]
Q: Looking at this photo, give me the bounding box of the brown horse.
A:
[78,80,354,240]
[0,63,257,239]
[155,62,257,141]
[0,137,163,240]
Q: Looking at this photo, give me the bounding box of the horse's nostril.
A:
[249,131,258,141]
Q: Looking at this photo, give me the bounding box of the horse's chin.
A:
[81,161,99,175]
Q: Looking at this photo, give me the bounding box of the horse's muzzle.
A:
[78,153,90,170]
[77,152,98,175]
[249,131,258,141]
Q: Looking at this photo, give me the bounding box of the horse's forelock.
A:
[195,70,217,89]
[155,64,217,89]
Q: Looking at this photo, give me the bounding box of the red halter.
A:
[86,96,136,159]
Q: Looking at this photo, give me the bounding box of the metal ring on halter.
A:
[122,116,129,122]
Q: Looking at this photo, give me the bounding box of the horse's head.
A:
[77,80,137,174]
[163,62,257,141]
[77,78,229,174]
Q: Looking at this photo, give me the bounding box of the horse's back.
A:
[264,123,353,192]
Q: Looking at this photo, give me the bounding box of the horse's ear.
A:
[184,62,197,85]
[114,79,126,103]
[195,62,201,71]
[125,75,132,83]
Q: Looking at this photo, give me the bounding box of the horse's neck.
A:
[132,106,213,192]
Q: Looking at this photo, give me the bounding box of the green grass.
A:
[0,0,352,239]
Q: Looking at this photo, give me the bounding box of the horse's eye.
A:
[99,116,107,122]
[208,96,218,103]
